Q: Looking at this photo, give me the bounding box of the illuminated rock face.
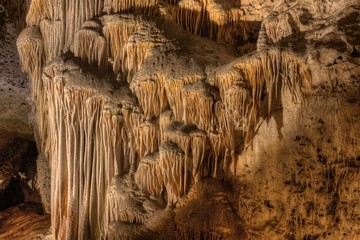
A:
[13,0,360,239]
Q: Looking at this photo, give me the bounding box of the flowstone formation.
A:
[13,0,360,239]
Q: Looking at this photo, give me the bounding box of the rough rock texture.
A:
[10,0,360,239]
[0,1,32,139]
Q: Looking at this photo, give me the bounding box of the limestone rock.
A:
[5,0,360,239]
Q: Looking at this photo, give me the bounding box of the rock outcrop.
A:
[6,0,360,239]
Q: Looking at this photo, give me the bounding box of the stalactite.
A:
[122,32,152,83]
[27,0,105,53]
[39,19,63,62]
[62,0,104,50]
[16,26,44,94]
[164,122,210,183]
[102,14,155,82]
[41,57,140,239]
[72,25,107,67]
[182,80,219,132]
[25,0,50,26]
[102,15,138,74]
[103,0,159,14]
[261,9,305,45]
[121,106,145,174]
[176,0,203,35]
[134,121,210,205]
[131,78,162,117]
[107,221,147,240]
[213,48,312,146]
[107,175,167,239]
[190,132,209,182]
[164,79,185,121]
[134,120,160,160]
[164,74,203,121]
[130,70,172,120]
[17,0,317,238]
[162,0,180,5]
[175,179,244,240]
[16,26,48,153]
[208,132,223,177]
[175,0,254,47]
[135,152,163,196]
[160,110,174,142]
[223,83,253,131]
[159,141,187,204]
[107,177,148,225]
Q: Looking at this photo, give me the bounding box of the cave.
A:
[0,0,359,239]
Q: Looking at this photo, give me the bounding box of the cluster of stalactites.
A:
[163,0,181,5]
[26,0,106,56]
[174,0,252,46]
[38,58,147,239]
[134,120,160,160]
[135,120,211,204]
[102,15,140,76]
[72,15,157,83]
[131,48,311,188]
[212,48,312,147]
[72,23,107,67]
[182,80,219,132]
[103,0,160,14]
[17,1,314,238]
[25,0,51,26]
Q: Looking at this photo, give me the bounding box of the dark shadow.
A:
[0,140,41,211]
[0,0,28,30]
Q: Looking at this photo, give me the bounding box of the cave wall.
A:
[12,0,360,239]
